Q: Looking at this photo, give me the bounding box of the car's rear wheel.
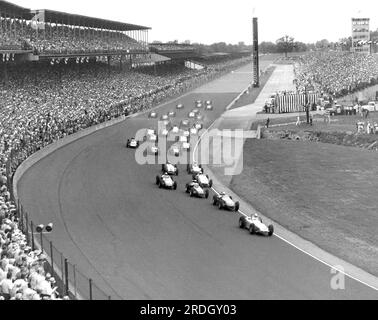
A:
[218,202,222,210]
[156,176,159,185]
[205,190,209,199]
[158,181,162,189]
[239,218,245,229]
[212,198,217,206]
[268,225,274,237]
[235,201,240,212]
[176,169,179,176]
[173,182,177,190]
[209,180,213,188]
[190,190,194,197]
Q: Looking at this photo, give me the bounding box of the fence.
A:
[2,56,253,300]
[275,93,321,113]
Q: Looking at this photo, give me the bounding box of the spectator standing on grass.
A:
[366,122,371,134]
[310,114,313,126]
[296,116,301,126]
[266,118,270,128]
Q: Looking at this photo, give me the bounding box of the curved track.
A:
[18,63,378,299]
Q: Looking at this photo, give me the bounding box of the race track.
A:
[17,62,378,299]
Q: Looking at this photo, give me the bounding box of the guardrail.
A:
[4,56,252,300]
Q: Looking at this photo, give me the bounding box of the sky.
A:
[10,0,378,45]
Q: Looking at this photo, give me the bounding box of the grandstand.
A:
[0,0,150,64]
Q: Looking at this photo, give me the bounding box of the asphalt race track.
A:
[18,62,378,299]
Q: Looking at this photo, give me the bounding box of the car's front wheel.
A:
[239,218,245,229]
[249,225,255,235]
[209,180,213,188]
[218,202,223,210]
[235,201,240,212]
[205,190,209,199]
[190,190,194,197]
[173,182,177,190]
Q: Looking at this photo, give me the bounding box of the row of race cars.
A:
[126,100,208,156]
[127,99,275,237]
[155,162,274,237]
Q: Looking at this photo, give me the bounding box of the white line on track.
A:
[192,76,378,292]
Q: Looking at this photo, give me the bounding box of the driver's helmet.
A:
[220,192,226,196]
[253,213,258,219]
[164,172,168,176]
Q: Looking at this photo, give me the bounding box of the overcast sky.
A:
[10,0,378,44]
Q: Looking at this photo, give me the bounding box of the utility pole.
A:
[252,15,259,88]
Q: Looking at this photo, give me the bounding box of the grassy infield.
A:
[230,80,378,277]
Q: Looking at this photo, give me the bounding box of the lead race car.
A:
[162,162,179,175]
[126,138,139,149]
[156,173,177,190]
[212,192,239,212]
[239,214,274,236]
[187,163,203,175]
[185,181,209,199]
[192,173,213,188]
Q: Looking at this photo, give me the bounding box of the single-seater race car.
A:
[180,119,190,128]
[169,144,180,157]
[143,128,158,142]
[192,173,213,188]
[195,100,203,108]
[239,214,274,236]
[162,162,179,175]
[156,173,177,190]
[205,102,213,111]
[148,145,159,155]
[126,138,139,149]
[189,127,198,136]
[188,111,196,118]
[148,111,158,118]
[176,103,184,110]
[168,111,176,118]
[187,163,203,175]
[185,181,209,199]
[212,192,239,212]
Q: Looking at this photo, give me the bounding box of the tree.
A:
[276,35,295,58]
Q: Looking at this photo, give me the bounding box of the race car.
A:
[176,135,188,143]
[194,122,203,130]
[162,162,179,175]
[156,173,177,190]
[195,100,203,108]
[192,109,199,114]
[143,129,157,142]
[180,141,190,151]
[180,129,190,138]
[159,128,169,137]
[160,114,169,121]
[168,111,176,118]
[205,103,213,111]
[126,138,139,149]
[185,181,209,199]
[148,145,159,155]
[205,100,212,106]
[192,173,213,188]
[196,114,204,121]
[180,119,190,128]
[176,103,184,110]
[188,111,196,118]
[170,125,180,134]
[189,127,199,135]
[169,144,180,157]
[212,192,239,212]
[239,214,274,236]
[187,163,204,174]
[148,111,158,118]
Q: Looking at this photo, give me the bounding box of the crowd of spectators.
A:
[0,55,251,299]
[149,43,196,52]
[293,52,378,98]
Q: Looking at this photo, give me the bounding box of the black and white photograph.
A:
[1,0,378,306]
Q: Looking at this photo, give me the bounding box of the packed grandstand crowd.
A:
[293,52,378,97]
[0,54,251,299]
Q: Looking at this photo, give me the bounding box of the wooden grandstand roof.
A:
[39,9,150,31]
[0,0,150,31]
